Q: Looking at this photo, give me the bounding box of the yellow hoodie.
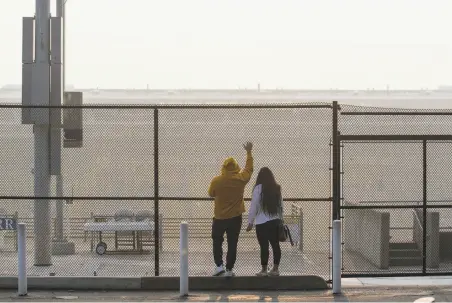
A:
[208,151,254,219]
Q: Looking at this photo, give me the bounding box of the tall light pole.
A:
[33,0,52,266]
[52,0,75,255]
[23,0,74,264]
[56,0,66,90]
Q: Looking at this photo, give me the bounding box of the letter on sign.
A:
[0,218,17,230]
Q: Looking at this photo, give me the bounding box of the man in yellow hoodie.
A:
[208,142,254,277]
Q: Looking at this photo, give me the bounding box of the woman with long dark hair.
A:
[246,167,283,276]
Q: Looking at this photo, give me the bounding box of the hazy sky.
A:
[1,0,452,89]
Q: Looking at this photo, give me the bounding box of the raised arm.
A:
[239,142,254,182]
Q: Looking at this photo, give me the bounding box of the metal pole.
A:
[63,1,66,91]
[332,220,342,294]
[340,142,345,272]
[54,0,64,243]
[52,0,74,255]
[422,140,427,274]
[56,0,63,17]
[54,175,64,241]
[331,101,342,288]
[180,221,189,297]
[56,0,65,89]
[18,223,27,296]
[332,101,340,220]
[34,126,52,264]
[154,108,159,276]
[33,0,52,266]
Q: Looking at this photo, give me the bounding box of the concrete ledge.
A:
[0,277,142,290]
[142,276,328,291]
[0,276,328,291]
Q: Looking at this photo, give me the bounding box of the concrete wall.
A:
[440,232,452,261]
[343,201,390,269]
[413,209,440,268]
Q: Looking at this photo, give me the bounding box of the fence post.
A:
[14,211,18,252]
[422,139,427,274]
[180,221,189,297]
[154,108,160,276]
[332,101,340,221]
[332,220,341,294]
[18,223,27,296]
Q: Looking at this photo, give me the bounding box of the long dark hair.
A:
[254,167,281,215]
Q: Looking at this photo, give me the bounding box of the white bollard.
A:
[332,220,342,294]
[18,223,27,296]
[180,221,188,297]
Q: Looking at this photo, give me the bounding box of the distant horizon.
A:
[2,84,452,92]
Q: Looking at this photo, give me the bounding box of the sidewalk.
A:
[0,287,445,302]
[0,277,451,302]
[343,276,452,287]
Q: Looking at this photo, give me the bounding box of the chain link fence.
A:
[339,105,452,277]
[0,103,333,278]
[6,102,452,278]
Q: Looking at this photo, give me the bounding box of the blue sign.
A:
[0,218,17,230]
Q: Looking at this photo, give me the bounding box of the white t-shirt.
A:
[247,184,283,226]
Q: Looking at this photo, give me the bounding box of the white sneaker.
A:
[256,270,268,277]
[213,264,225,276]
[224,269,235,277]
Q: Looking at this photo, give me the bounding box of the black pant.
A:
[255,219,281,266]
[212,215,242,270]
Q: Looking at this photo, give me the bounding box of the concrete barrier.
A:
[0,276,328,291]
[343,201,390,269]
[413,209,440,268]
[0,277,142,290]
[141,276,328,291]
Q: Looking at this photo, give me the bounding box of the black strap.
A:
[286,226,294,246]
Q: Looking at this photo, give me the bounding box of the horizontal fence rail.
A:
[340,135,452,141]
[341,111,452,116]
[0,104,333,109]
[0,196,332,201]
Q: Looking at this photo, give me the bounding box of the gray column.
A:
[33,0,52,266]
